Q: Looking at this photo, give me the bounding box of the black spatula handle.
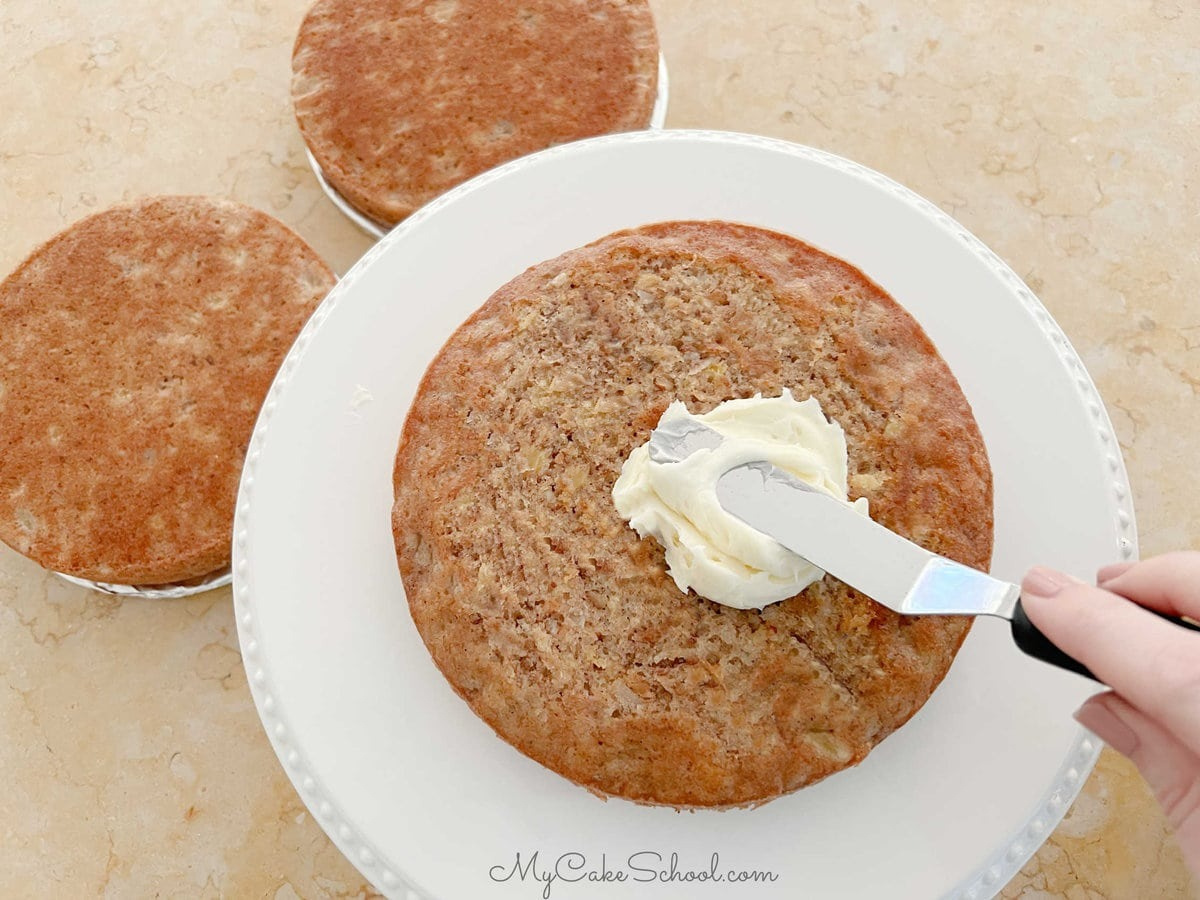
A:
[1011,598,1200,683]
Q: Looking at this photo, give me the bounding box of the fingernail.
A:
[1074,699,1139,757]
[1022,566,1074,598]
[1097,561,1134,586]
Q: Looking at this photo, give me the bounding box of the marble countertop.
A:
[1,1,1197,897]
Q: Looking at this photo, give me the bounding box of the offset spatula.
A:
[648,420,1200,682]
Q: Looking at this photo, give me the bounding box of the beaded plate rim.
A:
[54,565,232,599]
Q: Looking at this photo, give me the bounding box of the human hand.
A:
[1021,552,1200,877]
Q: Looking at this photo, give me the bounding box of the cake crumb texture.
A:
[0,196,335,584]
[292,0,660,226]
[393,220,993,807]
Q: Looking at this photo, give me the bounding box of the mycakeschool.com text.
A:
[488,851,780,898]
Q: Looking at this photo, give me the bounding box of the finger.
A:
[1095,560,1134,583]
[1096,551,1200,620]
[1021,568,1200,751]
[1075,693,1200,873]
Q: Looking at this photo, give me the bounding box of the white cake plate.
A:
[235,130,1135,900]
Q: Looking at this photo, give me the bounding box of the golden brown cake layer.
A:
[0,196,335,583]
[292,0,660,226]
[393,221,993,807]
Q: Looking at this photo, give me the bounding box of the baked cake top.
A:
[392,221,993,807]
[0,196,335,584]
[292,0,660,226]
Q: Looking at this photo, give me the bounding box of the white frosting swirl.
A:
[612,390,868,609]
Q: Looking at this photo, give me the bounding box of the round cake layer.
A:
[292,0,660,226]
[0,196,335,584]
[392,221,993,807]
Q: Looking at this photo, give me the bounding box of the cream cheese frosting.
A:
[612,390,869,609]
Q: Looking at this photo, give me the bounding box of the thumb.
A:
[1075,692,1200,874]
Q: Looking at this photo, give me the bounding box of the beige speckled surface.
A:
[0,1,1197,897]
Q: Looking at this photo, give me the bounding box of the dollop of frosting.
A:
[612,390,868,609]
